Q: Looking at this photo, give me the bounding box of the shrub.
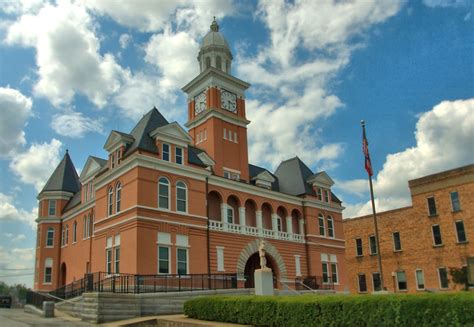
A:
[184,293,474,327]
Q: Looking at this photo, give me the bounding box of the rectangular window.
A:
[48,200,56,216]
[396,271,407,291]
[276,217,282,232]
[223,128,227,139]
[106,249,112,274]
[416,269,425,290]
[111,153,116,168]
[372,272,381,291]
[432,225,443,246]
[114,247,120,274]
[46,229,54,247]
[438,267,449,289]
[455,220,467,243]
[317,188,322,201]
[358,274,367,292]
[324,190,330,202]
[234,132,238,143]
[73,223,77,243]
[217,247,225,272]
[427,197,437,216]
[450,191,461,212]
[177,248,188,275]
[369,235,377,255]
[227,208,234,224]
[223,171,231,179]
[44,267,52,284]
[175,147,183,165]
[294,255,301,277]
[158,246,170,274]
[322,262,329,283]
[327,217,334,238]
[355,238,363,256]
[392,232,402,251]
[318,216,325,236]
[162,143,170,161]
[331,263,338,284]
[117,149,122,164]
[204,129,207,140]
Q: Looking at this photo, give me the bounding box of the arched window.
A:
[327,216,334,238]
[73,221,77,243]
[216,56,222,71]
[158,177,170,209]
[46,228,54,247]
[176,181,187,213]
[116,182,122,213]
[44,258,53,284]
[107,186,113,216]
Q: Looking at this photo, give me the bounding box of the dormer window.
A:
[175,147,183,165]
[324,190,330,202]
[162,143,170,161]
[224,169,240,181]
[317,188,322,201]
[117,149,122,164]
[111,153,116,169]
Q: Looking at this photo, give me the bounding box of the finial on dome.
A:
[210,16,219,32]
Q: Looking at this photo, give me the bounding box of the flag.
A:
[362,123,373,177]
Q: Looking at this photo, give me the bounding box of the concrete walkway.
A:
[0,308,90,326]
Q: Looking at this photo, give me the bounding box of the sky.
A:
[0,0,473,287]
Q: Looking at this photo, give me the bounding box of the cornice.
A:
[37,191,74,201]
[185,107,250,129]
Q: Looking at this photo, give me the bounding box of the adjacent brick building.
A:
[344,164,474,293]
[34,19,347,292]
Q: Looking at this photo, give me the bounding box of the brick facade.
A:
[343,164,474,293]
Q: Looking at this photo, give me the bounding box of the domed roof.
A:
[199,18,232,57]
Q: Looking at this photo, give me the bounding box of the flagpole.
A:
[361,120,385,291]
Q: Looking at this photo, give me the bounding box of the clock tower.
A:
[183,18,250,181]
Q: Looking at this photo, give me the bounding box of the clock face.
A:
[220,90,237,113]
[194,91,207,115]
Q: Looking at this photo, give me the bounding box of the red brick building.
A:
[343,164,474,293]
[34,19,347,292]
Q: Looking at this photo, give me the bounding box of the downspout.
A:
[206,176,211,276]
[302,201,311,276]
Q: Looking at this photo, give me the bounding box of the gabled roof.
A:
[307,171,335,188]
[188,146,210,167]
[79,156,108,181]
[124,108,169,156]
[63,186,82,211]
[40,151,80,194]
[149,121,193,145]
[104,130,135,152]
[274,156,314,196]
[249,164,279,191]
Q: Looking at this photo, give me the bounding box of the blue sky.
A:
[0,0,473,287]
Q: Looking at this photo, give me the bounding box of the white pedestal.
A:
[254,268,274,296]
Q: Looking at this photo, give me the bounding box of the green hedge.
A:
[184,293,474,326]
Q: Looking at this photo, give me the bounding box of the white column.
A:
[239,207,246,226]
[221,203,227,230]
[256,210,263,236]
[299,219,305,235]
[286,216,293,234]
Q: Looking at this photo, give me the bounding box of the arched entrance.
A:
[244,252,278,288]
[60,262,67,287]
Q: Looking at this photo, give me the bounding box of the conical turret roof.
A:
[40,150,80,194]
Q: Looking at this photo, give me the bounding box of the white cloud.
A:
[3,233,27,242]
[236,0,403,169]
[0,87,32,158]
[1,0,45,15]
[342,98,474,218]
[0,245,35,287]
[422,0,470,8]
[0,193,37,229]
[51,111,104,138]
[6,1,126,108]
[118,33,131,49]
[9,138,63,192]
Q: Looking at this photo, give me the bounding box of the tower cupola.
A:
[198,17,233,73]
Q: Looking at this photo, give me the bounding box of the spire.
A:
[210,16,219,32]
[40,151,80,194]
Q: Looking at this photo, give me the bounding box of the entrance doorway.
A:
[244,252,278,288]
[60,262,67,287]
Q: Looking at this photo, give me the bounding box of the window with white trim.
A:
[358,274,367,292]
[106,237,113,274]
[111,152,116,168]
[115,182,122,213]
[223,128,227,139]
[321,253,338,284]
[162,143,170,161]
[438,267,449,289]
[276,216,282,232]
[226,207,234,224]
[427,196,437,216]
[157,232,171,274]
[331,263,338,284]
[324,190,330,202]
[107,186,113,216]
[176,234,189,275]
[322,262,329,283]
[355,238,363,256]
[158,177,170,210]
[294,255,301,277]
[114,235,120,274]
[46,228,54,247]
[316,188,322,201]
[318,214,325,236]
[327,216,334,238]
[44,258,53,284]
[450,191,461,212]
[176,181,187,213]
[432,224,443,246]
[234,132,238,143]
[217,246,225,272]
[369,235,377,254]
[73,221,77,243]
[455,220,467,243]
[48,200,56,216]
[396,271,407,291]
[415,269,425,290]
[392,231,402,251]
[175,147,183,165]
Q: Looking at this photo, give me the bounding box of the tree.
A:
[449,266,469,291]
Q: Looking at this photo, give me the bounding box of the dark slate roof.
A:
[187,146,207,167]
[40,151,81,194]
[248,164,279,191]
[63,187,82,211]
[274,156,314,196]
[124,108,169,156]
[90,156,108,168]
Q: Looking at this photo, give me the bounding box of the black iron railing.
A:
[27,272,238,309]
[295,276,334,290]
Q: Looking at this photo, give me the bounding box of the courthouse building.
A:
[344,164,474,294]
[34,20,346,292]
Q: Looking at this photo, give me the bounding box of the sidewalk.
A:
[0,308,90,326]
